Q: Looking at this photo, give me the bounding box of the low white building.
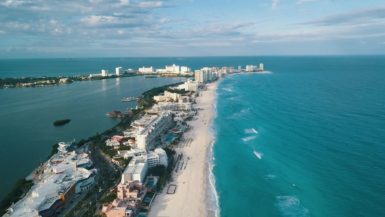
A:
[151,102,192,112]
[153,91,181,102]
[138,66,154,74]
[106,139,120,148]
[165,64,180,74]
[176,80,198,92]
[118,149,147,159]
[121,156,148,184]
[180,66,191,74]
[101,69,109,77]
[245,65,257,72]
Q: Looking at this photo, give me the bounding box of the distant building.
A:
[245,65,257,72]
[101,69,109,77]
[153,91,181,102]
[176,80,198,92]
[259,63,264,71]
[165,64,180,74]
[115,67,123,76]
[138,66,154,74]
[195,68,218,83]
[180,66,191,74]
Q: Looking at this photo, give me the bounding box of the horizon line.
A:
[1,54,385,60]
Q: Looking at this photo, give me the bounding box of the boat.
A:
[121,96,138,102]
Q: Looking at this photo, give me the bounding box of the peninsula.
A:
[2,63,265,217]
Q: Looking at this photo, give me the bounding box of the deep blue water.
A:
[213,57,385,217]
[2,56,382,78]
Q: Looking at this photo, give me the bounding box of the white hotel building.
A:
[115,67,123,76]
[138,66,154,74]
[134,112,174,150]
[194,68,218,83]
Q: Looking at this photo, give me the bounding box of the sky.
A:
[0,0,385,58]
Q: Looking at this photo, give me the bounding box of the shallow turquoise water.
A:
[213,57,385,217]
[1,56,385,216]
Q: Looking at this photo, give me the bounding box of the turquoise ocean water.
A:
[213,56,385,217]
[1,56,385,217]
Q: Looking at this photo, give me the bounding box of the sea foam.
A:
[276,196,309,217]
[244,128,258,134]
[253,150,263,159]
[242,135,257,142]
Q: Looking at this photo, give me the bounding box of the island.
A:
[53,119,71,126]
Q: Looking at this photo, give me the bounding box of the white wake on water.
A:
[253,150,263,159]
[244,128,258,134]
[242,135,257,142]
[222,87,234,92]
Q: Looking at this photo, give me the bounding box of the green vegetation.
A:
[166,88,189,95]
[138,82,184,109]
[53,119,71,126]
[99,189,117,204]
[0,179,33,216]
[48,143,59,158]
[0,73,142,88]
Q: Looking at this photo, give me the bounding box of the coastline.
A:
[148,80,219,217]
[0,80,184,215]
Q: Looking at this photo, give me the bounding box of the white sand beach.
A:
[148,81,219,217]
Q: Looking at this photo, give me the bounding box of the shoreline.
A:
[0,73,191,89]
[148,80,219,217]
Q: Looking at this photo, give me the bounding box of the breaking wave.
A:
[242,135,257,142]
[276,196,309,217]
[244,128,258,134]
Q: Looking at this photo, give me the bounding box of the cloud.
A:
[302,7,385,26]
[0,0,385,57]
[138,1,164,8]
[296,0,318,4]
[272,0,280,9]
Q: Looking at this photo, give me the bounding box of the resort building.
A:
[153,91,181,102]
[165,64,180,74]
[259,63,264,71]
[180,66,191,74]
[101,69,109,77]
[4,143,96,217]
[245,65,257,72]
[138,66,154,74]
[115,67,123,76]
[102,200,135,217]
[147,148,168,168]
[174,80,198,92]
[106,135,125,148]
[151,102,192,112]
[134,112,174,150]
[194,68,218,83]
[121,156,148,184]
[118,148,147,159]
